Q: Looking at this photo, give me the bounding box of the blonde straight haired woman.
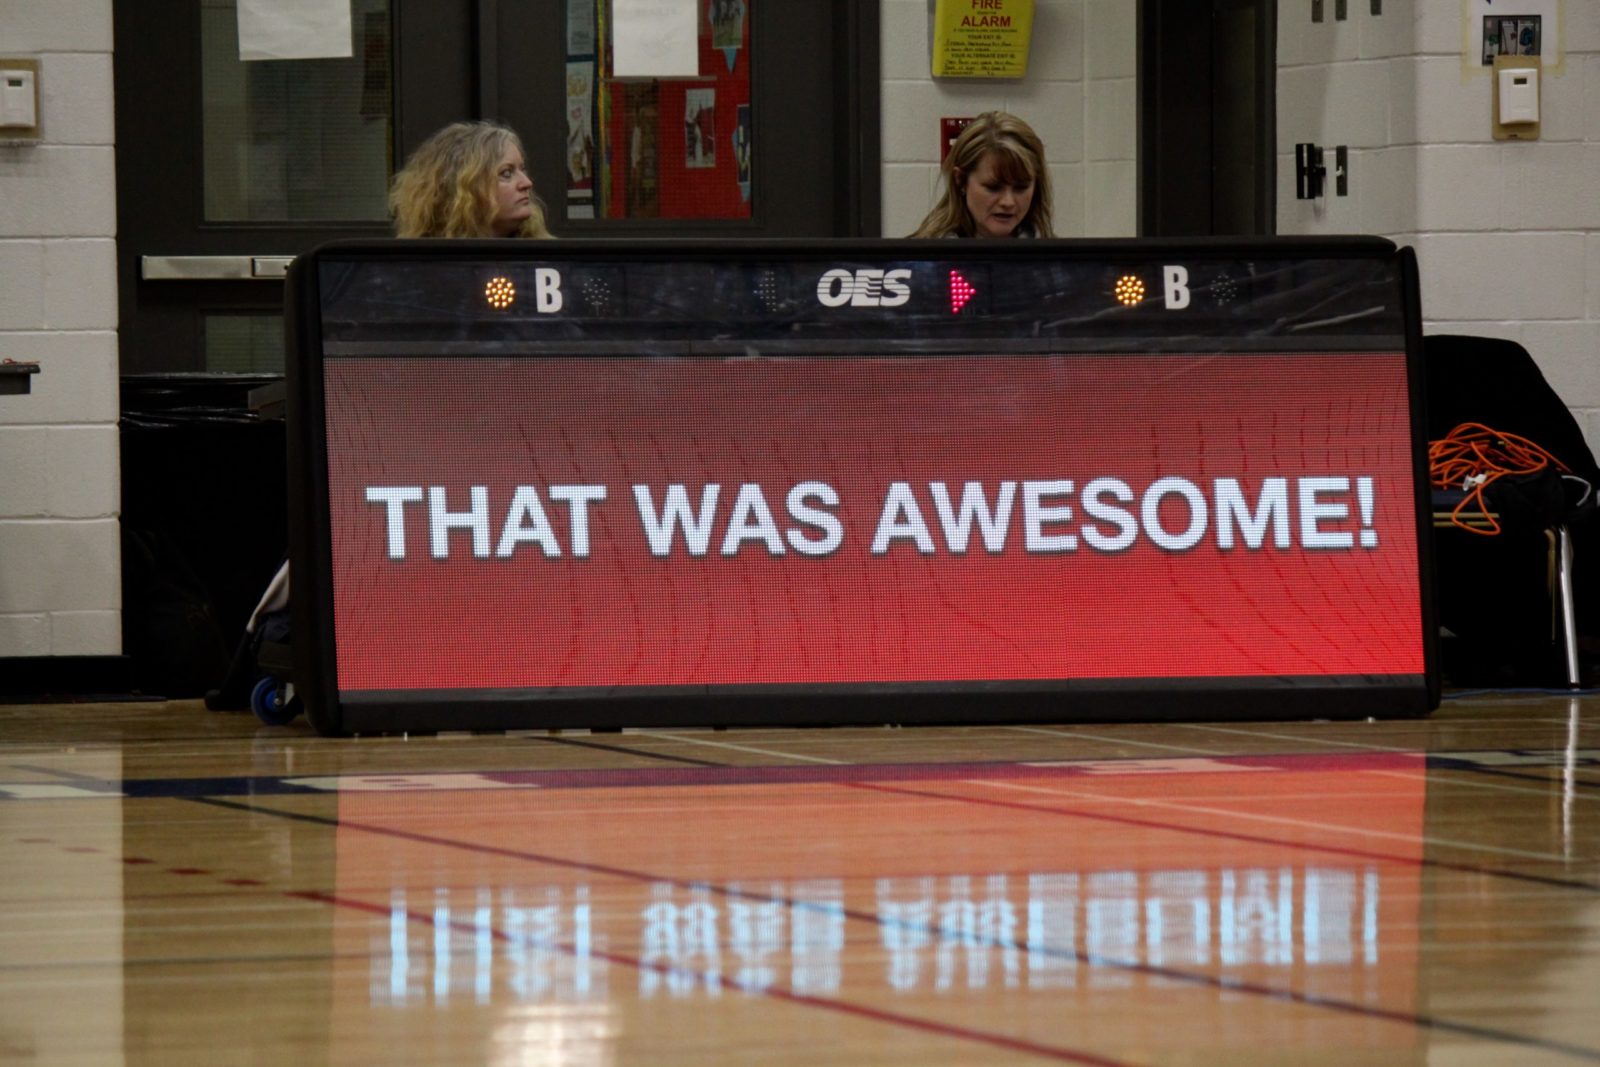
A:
[911,111,1053,239]
[389,121,554,238]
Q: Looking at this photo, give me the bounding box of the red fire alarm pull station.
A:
[941,117,976,162]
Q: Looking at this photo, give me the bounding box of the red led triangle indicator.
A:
[949,270,976,313]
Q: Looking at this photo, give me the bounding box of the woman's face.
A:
[961,150,1035,238]
[491,144,535,236]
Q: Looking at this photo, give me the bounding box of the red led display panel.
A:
[288,239,1435,732]
[322,351,1421,693]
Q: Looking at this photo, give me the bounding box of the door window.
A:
[203,313,286,373]
[565,0,753,222]
[199,0,393,223]
[116,1,873,375]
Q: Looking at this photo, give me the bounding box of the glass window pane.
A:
[204,314,285,374]
[201,0,392,222]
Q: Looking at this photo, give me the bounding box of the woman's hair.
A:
[910,110,1054,238]
[388,121,552,238]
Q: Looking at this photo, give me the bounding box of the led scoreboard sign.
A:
[286,238,1437,736]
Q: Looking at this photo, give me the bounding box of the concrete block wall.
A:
[880,0,1138,239]
[0,0,121,658]
[1278,0,1600,461]
[6,0,1597,664]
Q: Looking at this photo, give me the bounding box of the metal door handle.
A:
[141,255,295,280]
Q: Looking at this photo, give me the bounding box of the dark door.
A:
[114,0,881,375]
[1139,0,1276,236]
[111,0,880,694]
[114,2,473,374]
[494,1,879,238]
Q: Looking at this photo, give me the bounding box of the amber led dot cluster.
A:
[1113,274,1145,306]
[485,276,516,310]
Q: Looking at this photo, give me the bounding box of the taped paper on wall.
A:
[238,0,353,61]
[613,0,699,78]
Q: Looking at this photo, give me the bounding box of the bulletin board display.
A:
[564,0,753,221]
[285,238,1436,735]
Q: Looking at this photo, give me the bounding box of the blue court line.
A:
[3,748,1598,800]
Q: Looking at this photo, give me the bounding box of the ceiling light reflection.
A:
[489,1003,619,1067]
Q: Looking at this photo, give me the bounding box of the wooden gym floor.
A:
[1,691,1598,1065]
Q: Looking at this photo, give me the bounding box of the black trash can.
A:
[120,375,286,697]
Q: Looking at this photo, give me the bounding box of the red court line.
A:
[289,888,1134,1067]
[186,796,1600,1062]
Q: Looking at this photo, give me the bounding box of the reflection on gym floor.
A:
[0,694,1596,1065]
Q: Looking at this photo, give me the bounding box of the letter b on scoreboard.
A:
[534,268,563,313]
[1163,265,1190,310]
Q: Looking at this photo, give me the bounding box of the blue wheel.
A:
[250,676,300,725]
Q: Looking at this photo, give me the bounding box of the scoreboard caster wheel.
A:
[250,676,302,726]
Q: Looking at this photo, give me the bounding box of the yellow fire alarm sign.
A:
[932,0,1036,79]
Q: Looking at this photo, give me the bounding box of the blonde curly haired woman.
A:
[389,121,553,238]
[911,111,1054,239]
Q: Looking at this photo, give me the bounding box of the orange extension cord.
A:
[1429,422,1571,536]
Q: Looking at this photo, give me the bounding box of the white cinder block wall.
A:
[5,0,1595,662]
[880,0,1138,239]
[1278,0,1600,460]
[0,0,121,659]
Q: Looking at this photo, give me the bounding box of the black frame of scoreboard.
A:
[286,237,1437,736]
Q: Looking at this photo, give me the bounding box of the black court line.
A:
[527,734,727,767]
[8,748,1600,803]
[187,795,1600,1063]
[2,750,1426,799]
[11,748,1599,803]
[1428,763,1600,791]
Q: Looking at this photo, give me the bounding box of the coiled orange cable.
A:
[1429,422,1570,535]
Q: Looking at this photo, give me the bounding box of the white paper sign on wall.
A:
[613,0,700,78]
[238,0,353,61]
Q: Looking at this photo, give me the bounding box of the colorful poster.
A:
[709,0,746,68]
[1483,16,1541,62]
[623,83,660,217]
[597,0,751,218]
[566,61,596,217]
[566,1,595,55]
[684,87,716,169]
[733,102,751,199]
